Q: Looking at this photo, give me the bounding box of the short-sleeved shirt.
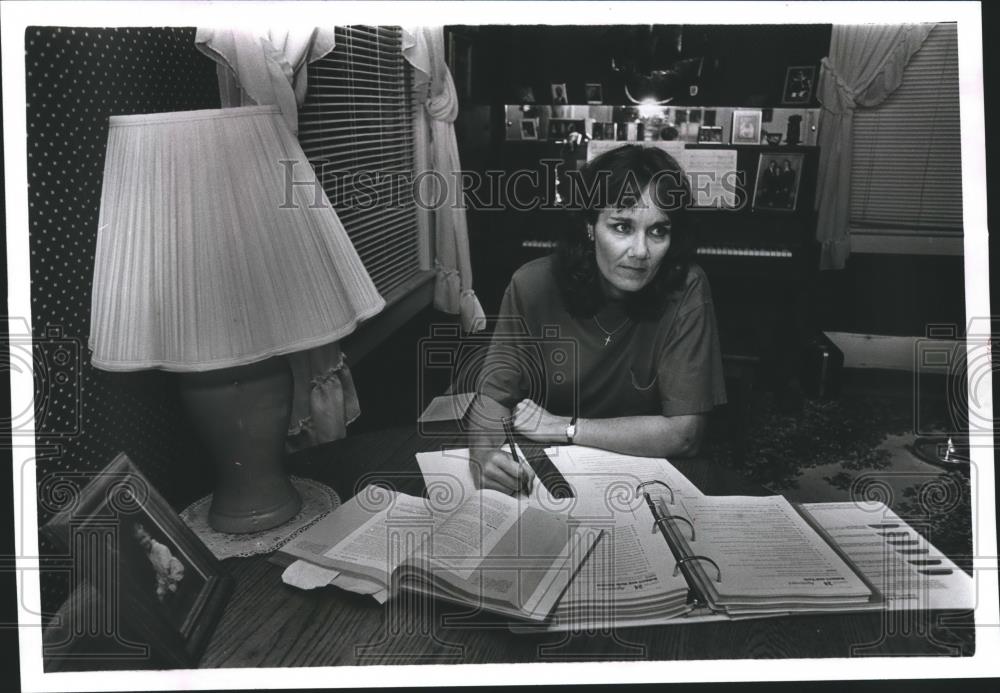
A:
[478,256,727,419]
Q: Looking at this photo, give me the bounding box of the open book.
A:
[279,486,600,622]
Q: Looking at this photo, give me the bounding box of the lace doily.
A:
[180,476,340,560]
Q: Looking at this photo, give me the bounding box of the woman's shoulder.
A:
[508,255,558,293]
[665,262,715,315]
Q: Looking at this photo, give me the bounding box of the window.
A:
[298,25,423,298]
[849,22,962,254]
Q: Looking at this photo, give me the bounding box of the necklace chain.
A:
[592,314,630,347]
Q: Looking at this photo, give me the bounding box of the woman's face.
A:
[591,185,672,299]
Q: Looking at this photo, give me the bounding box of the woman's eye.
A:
[612,223,631,234]
[649,226,672,239]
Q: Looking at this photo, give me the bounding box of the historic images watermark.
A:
[277,159,747,214]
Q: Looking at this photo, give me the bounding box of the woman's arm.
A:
[511,398,707,458]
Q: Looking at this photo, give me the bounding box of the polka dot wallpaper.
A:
[25,26,221,619]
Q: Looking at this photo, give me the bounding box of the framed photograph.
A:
[547,118,585,141]
[752,152,805,212]
[697,125,724,144]
[782,66,815,105]
[43,453,233,668]
[550,82,568,105]
[731,109,763,145]
[584,82,603,104]
[520,118,538,140]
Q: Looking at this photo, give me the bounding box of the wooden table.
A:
[199,426,975,667]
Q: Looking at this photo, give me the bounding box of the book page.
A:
[324,493,439,579]
[676,495,871,600]
[800,502,974,611]
[427,490,525,579]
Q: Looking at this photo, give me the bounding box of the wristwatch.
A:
[565,416,578,444]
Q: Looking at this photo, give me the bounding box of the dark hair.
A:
[554,145,696,319]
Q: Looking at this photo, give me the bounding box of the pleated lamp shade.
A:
[90,105,385,372]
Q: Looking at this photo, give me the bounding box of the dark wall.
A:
[813,254,967,337]
[452,24,830,107]
[26,25,221,620]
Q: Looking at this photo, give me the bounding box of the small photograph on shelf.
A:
[697,125,723,143]
[591,121,614,140]
[731,109,763,145]
[548,118,585,141]
[585,82,603,104]
[753,152,804,212]
[550,83,568,105]
[782,66,815,105]
[520,118,538,140]
[689,109,702,124]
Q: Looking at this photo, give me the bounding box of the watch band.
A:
[566,416,578,444]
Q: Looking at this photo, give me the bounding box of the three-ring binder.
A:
[638,476,720,608]
[673,555,722,583]
[653,515,695,541]
[636,480,674,504]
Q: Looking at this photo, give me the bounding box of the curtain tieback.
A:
[819,57,858,113]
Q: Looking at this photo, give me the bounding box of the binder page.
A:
[546,508,691,628]
[799,502,974,611]
[543,445,702,519]
[415,447,549,513]
[676,495,871,601]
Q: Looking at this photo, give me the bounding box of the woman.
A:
[471,145,727,494]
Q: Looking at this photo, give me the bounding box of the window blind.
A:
[299,25,421,298]
[849,22,962,237]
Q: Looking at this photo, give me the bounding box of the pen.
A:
[500,415,530,495]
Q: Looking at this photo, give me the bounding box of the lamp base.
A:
[179,357,302,534]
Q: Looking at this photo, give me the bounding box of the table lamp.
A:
[89,105,384,533]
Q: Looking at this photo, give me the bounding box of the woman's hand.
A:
[469,446,535,495]
[511,399,571,443]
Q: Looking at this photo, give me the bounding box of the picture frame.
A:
[752,152,805,212]
[550,82,568,105]
[547,118,585,141]
[782,65,815,105]
[43,453,233,669]
[591,121,615,140]
[520,118,538,140]
[584,82,603,104]
[731,109,763,145]
[697,125,724,144]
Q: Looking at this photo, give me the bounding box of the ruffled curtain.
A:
[194,27,337,134]
[815,24,932,270]
[195,27,380,450]
[402,26,486,333]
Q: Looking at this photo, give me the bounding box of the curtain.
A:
[815,24,932,270]
[194,27,337,134]
[402,26,487,334]
[195,27,380,450]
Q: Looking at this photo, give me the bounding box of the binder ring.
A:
[673,555,723,583]
[636,480,674,504]
[654,515,695,541]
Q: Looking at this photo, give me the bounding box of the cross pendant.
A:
[603,335,612,347]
